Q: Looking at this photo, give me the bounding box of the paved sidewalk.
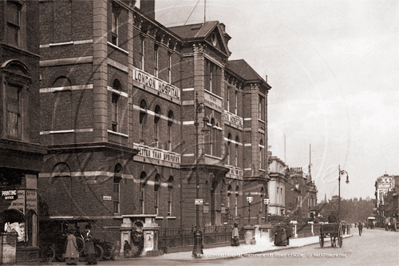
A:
[130,234,353,262]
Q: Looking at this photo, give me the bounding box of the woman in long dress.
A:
[84,224,97,265]
[65,227,79,265]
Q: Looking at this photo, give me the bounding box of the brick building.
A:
[37,0,271,252]
[0,0,45,262]
[285,167,318,220]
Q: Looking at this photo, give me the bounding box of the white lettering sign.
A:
[133,143,181,164]
[133,68,180,100]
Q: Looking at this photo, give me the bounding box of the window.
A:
[154,174,160,215]
[140,172,147,214]
[111,80,121,131]
[154,44,159,77]
[226,87,230,112]
[6,83,22,139]
[210,118,216,156]
[259,95,264,120]
[167,111,174,151]
[140,37,145,70]
[168,176,173,216]
[227,185,232,210]
[111,5,120,46]
[113,177,120,214]
[7,1,21,46]
[154,105,161,147]
[168,52,172,83]
[235,186,239,216]
[227,133,232,165]
[139,100,147,143]
[235,90,238,115]
[260,187,264,213]
[235,136,239,167]
[209,64,214,93]
[113,164,122,215]
[260,139,263,169]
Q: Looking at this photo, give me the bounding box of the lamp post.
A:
[192,92,210,258]
[338,165,349,221]
[246,195,253,225]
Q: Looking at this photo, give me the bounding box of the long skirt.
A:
[66,257,79,265]
[231,237,240,246]
[86,254,97,265]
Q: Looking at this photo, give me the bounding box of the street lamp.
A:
[192,92,210,258]
[338,165,349,221]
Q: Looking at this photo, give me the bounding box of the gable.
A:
[205,25,230,57]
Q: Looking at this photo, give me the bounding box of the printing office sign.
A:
[2,190,18,201]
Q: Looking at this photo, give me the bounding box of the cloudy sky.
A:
[154,0,399,200]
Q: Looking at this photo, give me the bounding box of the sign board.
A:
[246,196,253,203]
[8,191,25,214]
[204,91,222,112]
[2,190,17,201]
[264,199,270,205]
[26,190,37,214]
[103,196,112,201]
[195,199,203,205]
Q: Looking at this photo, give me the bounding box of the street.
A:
[46,228,398,266]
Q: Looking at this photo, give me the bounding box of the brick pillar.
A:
[250,85,259,173]
[127,10,134,146]
[92,0,108,142]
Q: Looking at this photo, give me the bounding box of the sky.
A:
[154,0,399,200]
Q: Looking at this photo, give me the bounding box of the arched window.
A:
[139,100,147,143]
[235,186,239,216]
[26,210,37,247]
[154,174,160,215]
[260,187,264,214]
[227,133,232,165]
[111,79,121,132]
[167,110,174,151]
[52,76,72,131]
[226,87,230,112]
[51,163,72,215]
[227,185,232,210]
[167,176,174,216]
[235,136,239,167]
[210,118,215,156]
[235,90,238,115]
[140,171,147,214]
[154,105,161,147]
[113,164,122,215]
[260,139,263,170]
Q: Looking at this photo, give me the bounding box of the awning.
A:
[1,209,25,223]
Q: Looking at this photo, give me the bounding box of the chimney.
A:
[141,0,155,20]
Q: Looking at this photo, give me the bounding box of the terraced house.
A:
[37,0,272,255]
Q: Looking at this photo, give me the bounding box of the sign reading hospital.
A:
[133,68,180,100]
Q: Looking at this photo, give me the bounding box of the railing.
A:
[158,225,244,250]
[226,166,243,180]
[133,143,181,164]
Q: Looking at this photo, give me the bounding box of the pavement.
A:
[118,233,353,262]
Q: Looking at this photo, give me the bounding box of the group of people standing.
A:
[274,221,292,246]
[64,224,98,265]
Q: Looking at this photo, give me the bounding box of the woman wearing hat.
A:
[65,226,79,265]
[83,224,97,265]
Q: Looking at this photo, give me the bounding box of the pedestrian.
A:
[274,222,287,246]
[65,226,79,265]
[83,224,97,265]
[123,240,131,258]
[231,222,240,246]
[358,221,362,236]
[284,220,292,245]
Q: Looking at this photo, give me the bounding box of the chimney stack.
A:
[141,0,155,20]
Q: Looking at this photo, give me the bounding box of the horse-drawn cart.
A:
[319,223,343,248]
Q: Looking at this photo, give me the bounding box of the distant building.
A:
[374,174,398,224]
[268,155,286,216]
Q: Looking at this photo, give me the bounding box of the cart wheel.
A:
[76,237,85,253]
[41,245,56,262]
[319,235,324,248]
[95,244,104,261]
[338,226,343,248]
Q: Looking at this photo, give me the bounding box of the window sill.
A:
[107,130,128,138]
[167,216,176,220]
[107,42,129,55]
[155,216,164,220]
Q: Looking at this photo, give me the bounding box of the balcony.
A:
[226,166,243,180]
[133,143,181,168]
[223,110,243,130]
[132,67,180,103]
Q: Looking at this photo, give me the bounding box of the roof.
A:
[168,21,219,40]
[227,59,270,88]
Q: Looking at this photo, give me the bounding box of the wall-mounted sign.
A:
[264,199,270,205]
[195,199,203,205]
[2,190,17,201]
[103,196,112,201]
[204,91,222,112]
[8,190,25,214]
[246,196,253,203]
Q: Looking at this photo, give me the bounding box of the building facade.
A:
[37,0,271,252]
[0,0,45,262]
[374,174,398,225]
[268,155,286,216]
